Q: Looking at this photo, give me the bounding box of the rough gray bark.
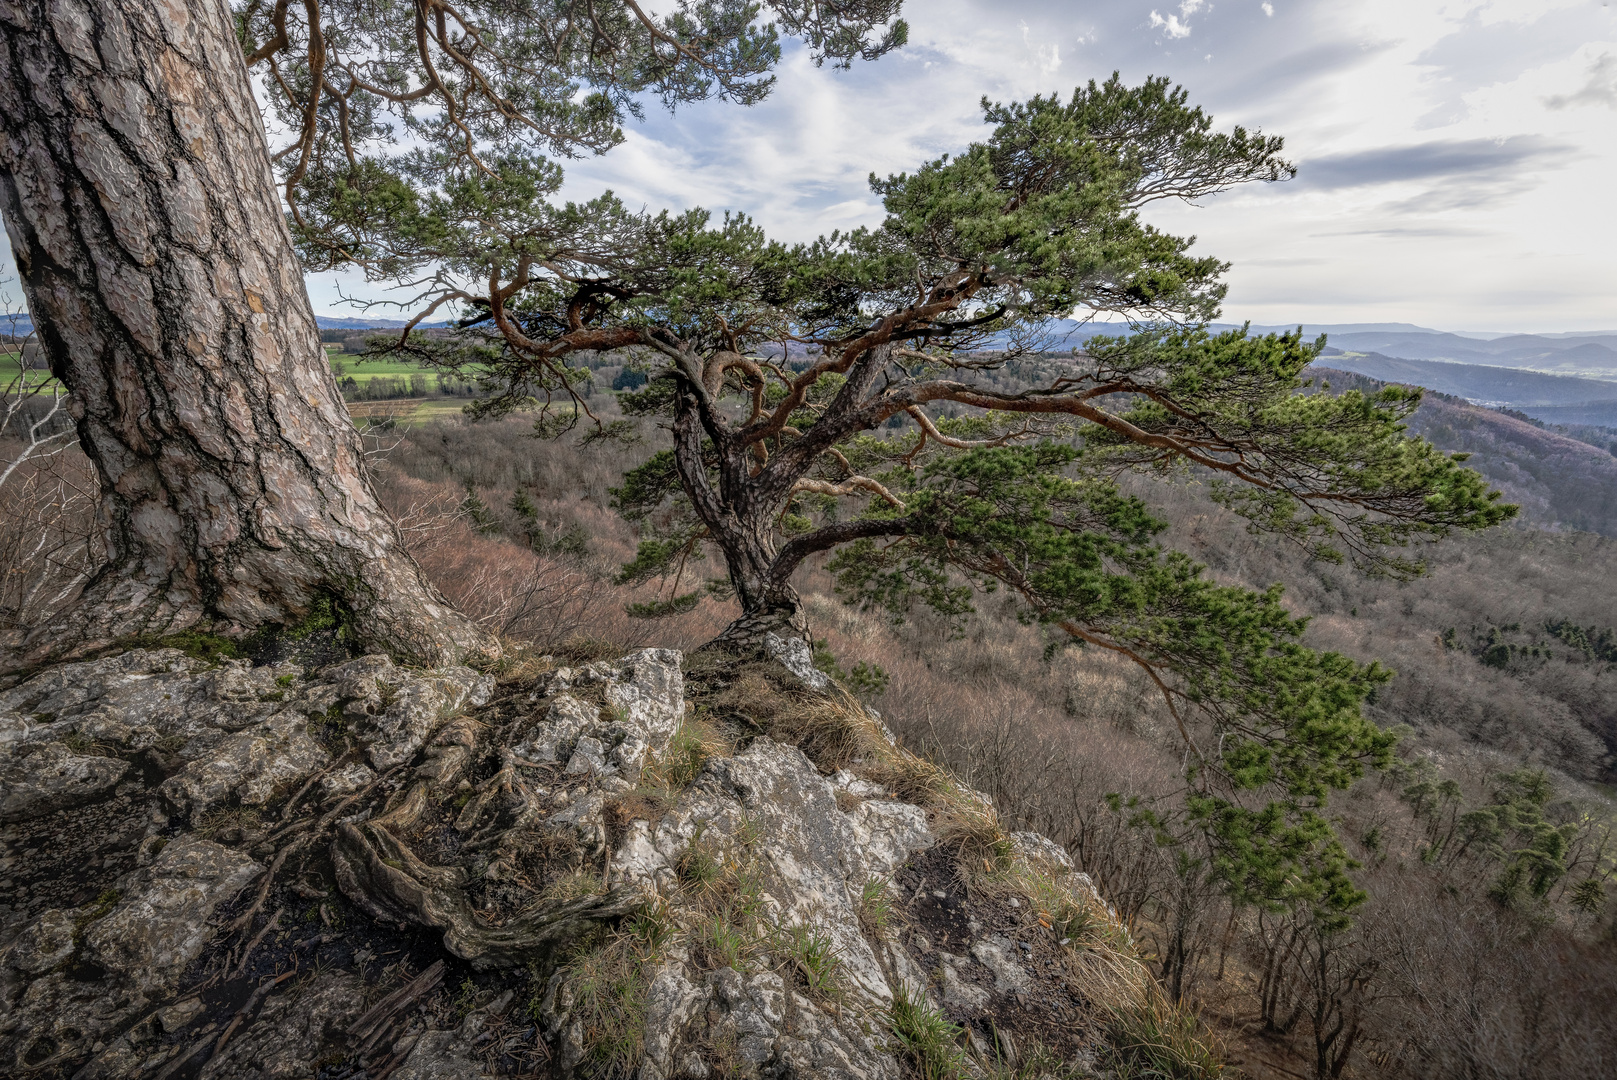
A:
[0,0,494,666]
[668,381,811,649]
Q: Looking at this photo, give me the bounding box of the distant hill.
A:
[314,315,453,329]
[1504,401,1617,427]
[1316,331,1617,380]
[1038,319,1456,345]
[1018,321,1617,380]
[1315,349,1617,412]
[1307,366,1617,537]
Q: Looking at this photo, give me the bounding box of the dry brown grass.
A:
[684,654,1159,1028]
[11,407,1591,1080]
[371,463,735,655]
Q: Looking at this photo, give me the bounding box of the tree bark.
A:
[0,0,494,666]
[667,377,809,650]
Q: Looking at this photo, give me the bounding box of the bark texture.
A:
[0,0,493,665]
[668,378,811,650]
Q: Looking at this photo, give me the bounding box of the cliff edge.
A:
[0,641,1164,1079]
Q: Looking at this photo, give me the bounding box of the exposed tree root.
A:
[331,816,637,969]
[349,960,446,1054]
[231,906,284,979]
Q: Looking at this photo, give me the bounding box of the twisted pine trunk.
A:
[668,384,810,651]
[0,0,493,666]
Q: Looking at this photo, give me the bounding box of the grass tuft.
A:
[1103,994,1226,1080]
[694,910,753,973]
[888,985,970,1080]
[60,732,121,758]
[539,869,606,904]
[778,922,844,1002]
[934,802,1016,874]
[857,877,894,937]
[644,714,729,791]
[553,635,635,663]
[675,823,725,891]
[564,938,649,1077]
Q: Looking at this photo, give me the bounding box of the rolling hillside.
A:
[1308,366,1617,537]
[1320,330,1617,378]
[1315,349,1617,407]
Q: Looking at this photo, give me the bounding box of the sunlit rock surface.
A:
[0,646,1117,1078]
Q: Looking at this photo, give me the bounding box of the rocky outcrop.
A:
[0,645,1135,1078]
[0,836,260,1073]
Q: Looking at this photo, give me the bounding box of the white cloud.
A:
[13,0,1598,332]
[301,1,1617,329]
[1150,0,1205,40]
[1545,52,1617,109]
[1262,2,1274,16]
[1148,12,1188,39]
[1018,19,1063,74]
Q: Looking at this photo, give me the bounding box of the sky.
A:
[5,0,1616,333]
[539,0,1617,334]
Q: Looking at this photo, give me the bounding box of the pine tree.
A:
[403,76,1517,897]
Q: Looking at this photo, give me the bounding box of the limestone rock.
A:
[390,1020,499,1080]
[762,633,832,691]
[0,641,1116,1079]
[0,649,210,752]
[970,935,1033,996]
[1,908,75,975]
[603,647,686,748]
[158,710,329,818]
[0,837,261,1072]
[512,649,685,783]
[87,836,263,995]
[583,735,932,1077]
[0,742,130,823]
[320,760,376,798]
[322,654,495,769]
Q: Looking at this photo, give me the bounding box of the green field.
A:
[1,348,58,391]
[325,345,433,383]
[6,340,492,430]
[4,346,465,417]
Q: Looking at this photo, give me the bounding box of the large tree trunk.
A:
[0,0,493,666]
[708,543,809,651]
[668,384,808,651]
[693,485,810,651]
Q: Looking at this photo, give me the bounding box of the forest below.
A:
[14,344,1615,1078]
[371,389,1617,1080]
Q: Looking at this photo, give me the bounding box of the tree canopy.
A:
[235,0,908,276]
[227,1,1516,922]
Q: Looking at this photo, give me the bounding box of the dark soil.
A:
[893,845,1099,1065]
[0,781,149,923]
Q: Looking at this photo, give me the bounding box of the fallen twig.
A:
[350,959,446,1052]
[227,838,308,934]
[152,1031,216,1080]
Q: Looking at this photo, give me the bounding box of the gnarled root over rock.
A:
[331,809,639,969]
[0,644,1142,1079]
